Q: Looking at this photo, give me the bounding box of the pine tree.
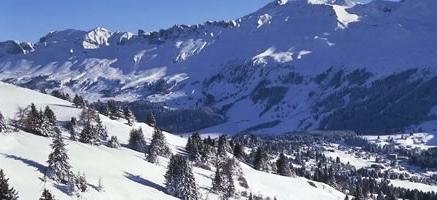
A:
[186,132,202,161]
[75,172,88,192]
[73,95,85,108]
[217,135,229,157]
[254,148,268,171]
[67,117,77,141]
[107,100,122,119]
[164,155,199,200]
[276,153,292,176]
[22,104,57,137]
[107,136,120,148]
[95,115,108,142]
[79,121,99,145]
[147,127,171,163]
[0,112,8,133]
[212,159,235,198]
[145,111,156,127]
[123,107,136,126]
[0,169,18,200]
[39,189,55,200]
[128,128,146,152]
[44,106,57,125]
[233,143,244,159]
[47,131,73,183]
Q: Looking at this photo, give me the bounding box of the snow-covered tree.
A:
[164,155,199,200]
[217,135,230,157]
[107,136,120,148]
[186,132,202,161]
[75,172,88,192]
[128,128,146,152]
[46,131,73,183]
[95,115,108,142]
[79,121,99,145]
[22,104,56,137]
[123,107,136,126]
[0,169,18,200]
[145,111,156,127]
[44,106,57,125]
[253,148,268,171]
[73,95,85,108]
[97,177,104,192]
[0,112,8,133]
[67,117,78,141]
[212,159,235,198]
[147,127,171,163]
[276,153,292,176]
[107,100,122,120]
[39,189,55,200]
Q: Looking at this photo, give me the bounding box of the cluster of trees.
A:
[92,100,136,126]
[11,104,59,137]
[0,169,18,200]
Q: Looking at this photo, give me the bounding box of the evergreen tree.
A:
[123,107,136,126]
[67,117,77,141]
[75,172,88,192]
[254,148,268,171]
[212,159,235,198]
[128,128,146,152]
[24,103,55,137]
[95,115,108,142]
[0,169,18,200]
[0,112,8,133]
[276,153,292,176]
[147,128,171,163]
[145,111,156,127]
[79,121,99,145]
[97,177,104,192]
[107,100,122,119]
[47,131,73,183]
[164,155,198,200]
[44,106,57,125]
[107,136,120,148]
[39,189,55,200]
[185,132,203,161]
[73,95,85,108]
[217,135,229,157]
[233,143,244,160]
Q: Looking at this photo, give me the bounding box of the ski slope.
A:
[0,82,344,200]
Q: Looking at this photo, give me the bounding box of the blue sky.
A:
[0,0,271,42]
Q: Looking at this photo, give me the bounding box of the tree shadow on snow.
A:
[1,153,46,174]
[124,172,166,192]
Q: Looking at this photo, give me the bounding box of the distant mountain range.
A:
[1,0,437,135]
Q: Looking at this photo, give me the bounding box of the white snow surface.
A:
[0,82,345,200]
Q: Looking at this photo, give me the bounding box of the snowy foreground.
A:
[0,82,344,199]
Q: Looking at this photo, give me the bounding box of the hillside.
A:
[1,0,437,135]
[0,82,344,200]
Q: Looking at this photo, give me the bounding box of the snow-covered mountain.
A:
[0,82,344,200]
[1,0,437,134]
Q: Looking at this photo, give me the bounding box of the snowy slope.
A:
[0,82,344,200]
[1,0,437,135]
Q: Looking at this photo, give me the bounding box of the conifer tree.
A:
[233,143,244,159]
[79,121,99,145]
[39,189,55,200]
[44,106,57,125]
[97,177,104,192]
[217,135,229,157]
[276,153,292,176]
[67,117,77,141]
[0,112,8,133]
[123,107,136,126]
[145,111,156,127]
[46,131,73,184]
[107,100,122,119]
[186,132,203,161]
[75,172,88,192]
[212,159,235,198]
[164,155,198,200]
[95,115,108,142]
[107,136,120,148]
[254,148,268,171]
[128,128,146,152]
[0,169,18,200]
[147,127,171,163]
[73,95,85,108]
